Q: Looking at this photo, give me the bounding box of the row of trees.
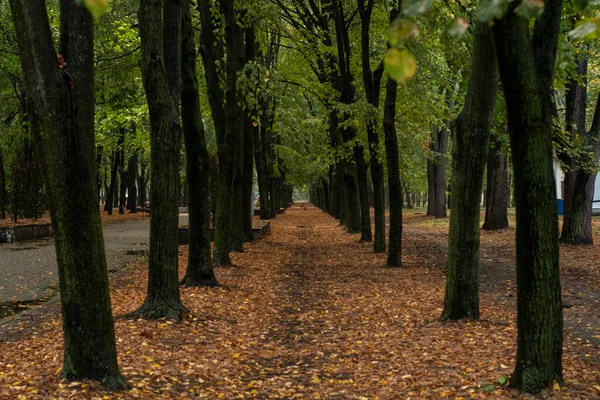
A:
[5,0,600,395]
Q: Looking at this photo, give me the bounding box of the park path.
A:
[0,218,151,318]
[0,203,599,398]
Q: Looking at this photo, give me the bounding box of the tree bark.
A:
[0,151,6,220]
[104,148,119,214]
[8,0,126,388]
[137,157,148,207]
[355,145,372,241]
[180,1,219,287]
[132,0,188,319]
[96,145,103,203]
[127,151,138,213]
[434,124,449,218]
[441,22,498,321]
[493,0,563,391]
[482,135,509,230]
[358,0,384,250]
[560,57,594,244]
[118,149,127,215]
[209,0,236,265]
[383,2,402,267]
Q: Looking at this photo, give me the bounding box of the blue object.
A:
[557,199,564,216]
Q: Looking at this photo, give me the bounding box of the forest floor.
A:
[0,203,599,399]
[0,207,148,228]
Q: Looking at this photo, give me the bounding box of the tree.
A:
[482,133,509,230]
[7,0,126,388]
[559,55,599,245]
[383,0,403,268]
[441,22,498,320]
[180,0,219,287]
[492,0,564,391]
[358,0,386,252]
[0,150,5,219]
[131,0,188,319]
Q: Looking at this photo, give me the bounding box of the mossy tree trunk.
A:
[104,143,121,214]
[133,0,188,319]
[211,0,238,264]
[493,0,563,392]
[118,148,127,215]
[441,22,498,321]
[0,150,6,220]
[383,2,402,267]
[8,0,126,388]
[358,0,384,250]
[482,135,509,230]
[560,57,597,245]
[180,1,219,287]
[229,19,246,252]
[127,151,138,213]
[241,27,257,241]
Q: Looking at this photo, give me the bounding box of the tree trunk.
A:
[212,0,238,264]
[441,22,498,321]
[132,0,187,319]
[560,57,594,244]
[383,2,402,267]
[493,0,563,391]
[358,0,384,250]
[434,125,449,218]
[8,0,126,388]
[104,149,119,214]
[241,28,256,242]
[229,18,247,252]
[255,123,269,219]
[482,135,509,230]
[137,157,148,207]
[180,1,218,287]
[403,182,413,209]
[127,152,138,213]
[118,149,126,215]
[0,151,6,220]
[96,145,103,203]
[355,144,372,241]
[427,160,435,215]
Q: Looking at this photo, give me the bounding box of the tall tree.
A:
[0,150,5,219]
[131,0,188,319]
[441,22,498,320]
[427,115,450,218]
[180,0,219,287]
[482,133,509,230]
[493,0,563,391]
[383,0,403,268]
[560,56,598,244]
[8,0,126,388]
[358,0,386,252]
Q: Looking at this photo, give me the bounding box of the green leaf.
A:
[568,19,600,40]
[514,0,544,18]
[384,48,417,84]
[476,0,510,22]
[76,0,109,18]
[481,384,495,393]
[388,20,420,47]
[447,17,469,38]
[498,376,507,385]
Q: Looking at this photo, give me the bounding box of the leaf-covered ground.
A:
[0,203,599,399]
[0,208,148,228]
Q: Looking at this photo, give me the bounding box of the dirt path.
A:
[0,204,598,399]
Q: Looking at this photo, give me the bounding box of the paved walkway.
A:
[0,219,150,306]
